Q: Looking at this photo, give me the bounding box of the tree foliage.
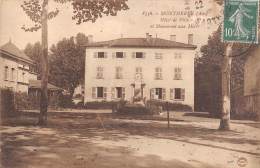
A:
[196,27,250,115]
[48,33,88,97]
[21,0,129,31]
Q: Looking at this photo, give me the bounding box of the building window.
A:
[97,87,104,98]
[188,34,194,44]
[22,72,25,83]
[155,67,162,80]
[116,52,124,58]
[92,87,107,99]
[4,66,8,80]
[11,68,15,81]
[135,67,143,79]
[174,67,182,80]
[94,52,107,58]
[174,88,185,100]
[174,53,182,59]
[96,67,104,79]
[133,52,145,58]
[155,53,163,59]
[115,66,123,79]
[151,88,166,100]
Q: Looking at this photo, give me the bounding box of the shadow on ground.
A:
[1,111,259,168]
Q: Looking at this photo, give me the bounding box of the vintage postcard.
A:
[0,0,259,168]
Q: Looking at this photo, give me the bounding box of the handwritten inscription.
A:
[142,0,221,29]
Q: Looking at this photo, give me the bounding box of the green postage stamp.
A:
[223,0,259,43]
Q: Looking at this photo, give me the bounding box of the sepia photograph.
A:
[0,0,259,167]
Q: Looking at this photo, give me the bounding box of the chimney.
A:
[170,35,176,42]
[88,35,93,43]
[146,33,152,42]
[188,34,193,45]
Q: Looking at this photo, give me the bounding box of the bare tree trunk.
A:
[219,43,233,130]
[39,0,48,126]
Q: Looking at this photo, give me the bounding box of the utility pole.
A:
[219,43,233,130]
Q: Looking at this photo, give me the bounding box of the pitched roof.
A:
[0,41,34,64]
[29,80,62,91]
[85,37,197,49]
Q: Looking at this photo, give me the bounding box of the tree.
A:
[49,33,87,99]
[198,26,252,130]
[21,0,129,125]
[24,42,42,77]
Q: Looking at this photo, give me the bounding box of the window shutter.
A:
[170,88,174,100]
[123,52,127,58]
[162,88,166,100]
[143,52,146,58]
[104,52,108,58]
[150,88,155,99]
[94,52,98,58]
[132,52,136,58]
[122,87,125,99]
[92,87,96,99]
[103,87,107,99]
[112,52,116,59]
[181,88,185,100]
[111,87,115,99]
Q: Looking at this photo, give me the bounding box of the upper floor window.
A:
[116,52,124,58]
[155,67,162,80]
[174,53,182,59]
[96,66,104,79]
[188,34,194,45]
[11,68,15,81]
[115,66,123,79]
[22,72,26,83]
[174,67,182,80]
[94,52,107,58]
[155,53,163,59]
[4,66,8,80]
[135,67,143,79]
[133,52,145,59]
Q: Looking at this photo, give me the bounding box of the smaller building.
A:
[28,80,63,108]
[243,45,260,118]
[0,41,37,92]
[232,44,260,119]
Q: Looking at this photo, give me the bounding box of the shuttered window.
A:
[150,88,155,99]
[96,67,104,79]
[111,87,116,99]
[4,66,8,80]
[94,52,107,58]
[174,88,185,100]
[115,67,123,79]
[155,67,162,80]
[132,52,146,58]
[174,67,182,80]
[92,87,96,99]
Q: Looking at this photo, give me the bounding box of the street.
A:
[1,111,260,168]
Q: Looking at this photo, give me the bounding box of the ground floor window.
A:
[170,88,185,100]
[92,87,107,99]
[111,87,125,99]
[151,88,166,100]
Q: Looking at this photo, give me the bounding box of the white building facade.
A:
[0,41,37,92]
[84,35,197,109]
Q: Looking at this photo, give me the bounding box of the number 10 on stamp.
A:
[223,0,259,44]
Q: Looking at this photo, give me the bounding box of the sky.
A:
[0,0,222,50]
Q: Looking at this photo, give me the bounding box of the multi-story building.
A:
[84,34,197,109]
[0,41,37,92]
